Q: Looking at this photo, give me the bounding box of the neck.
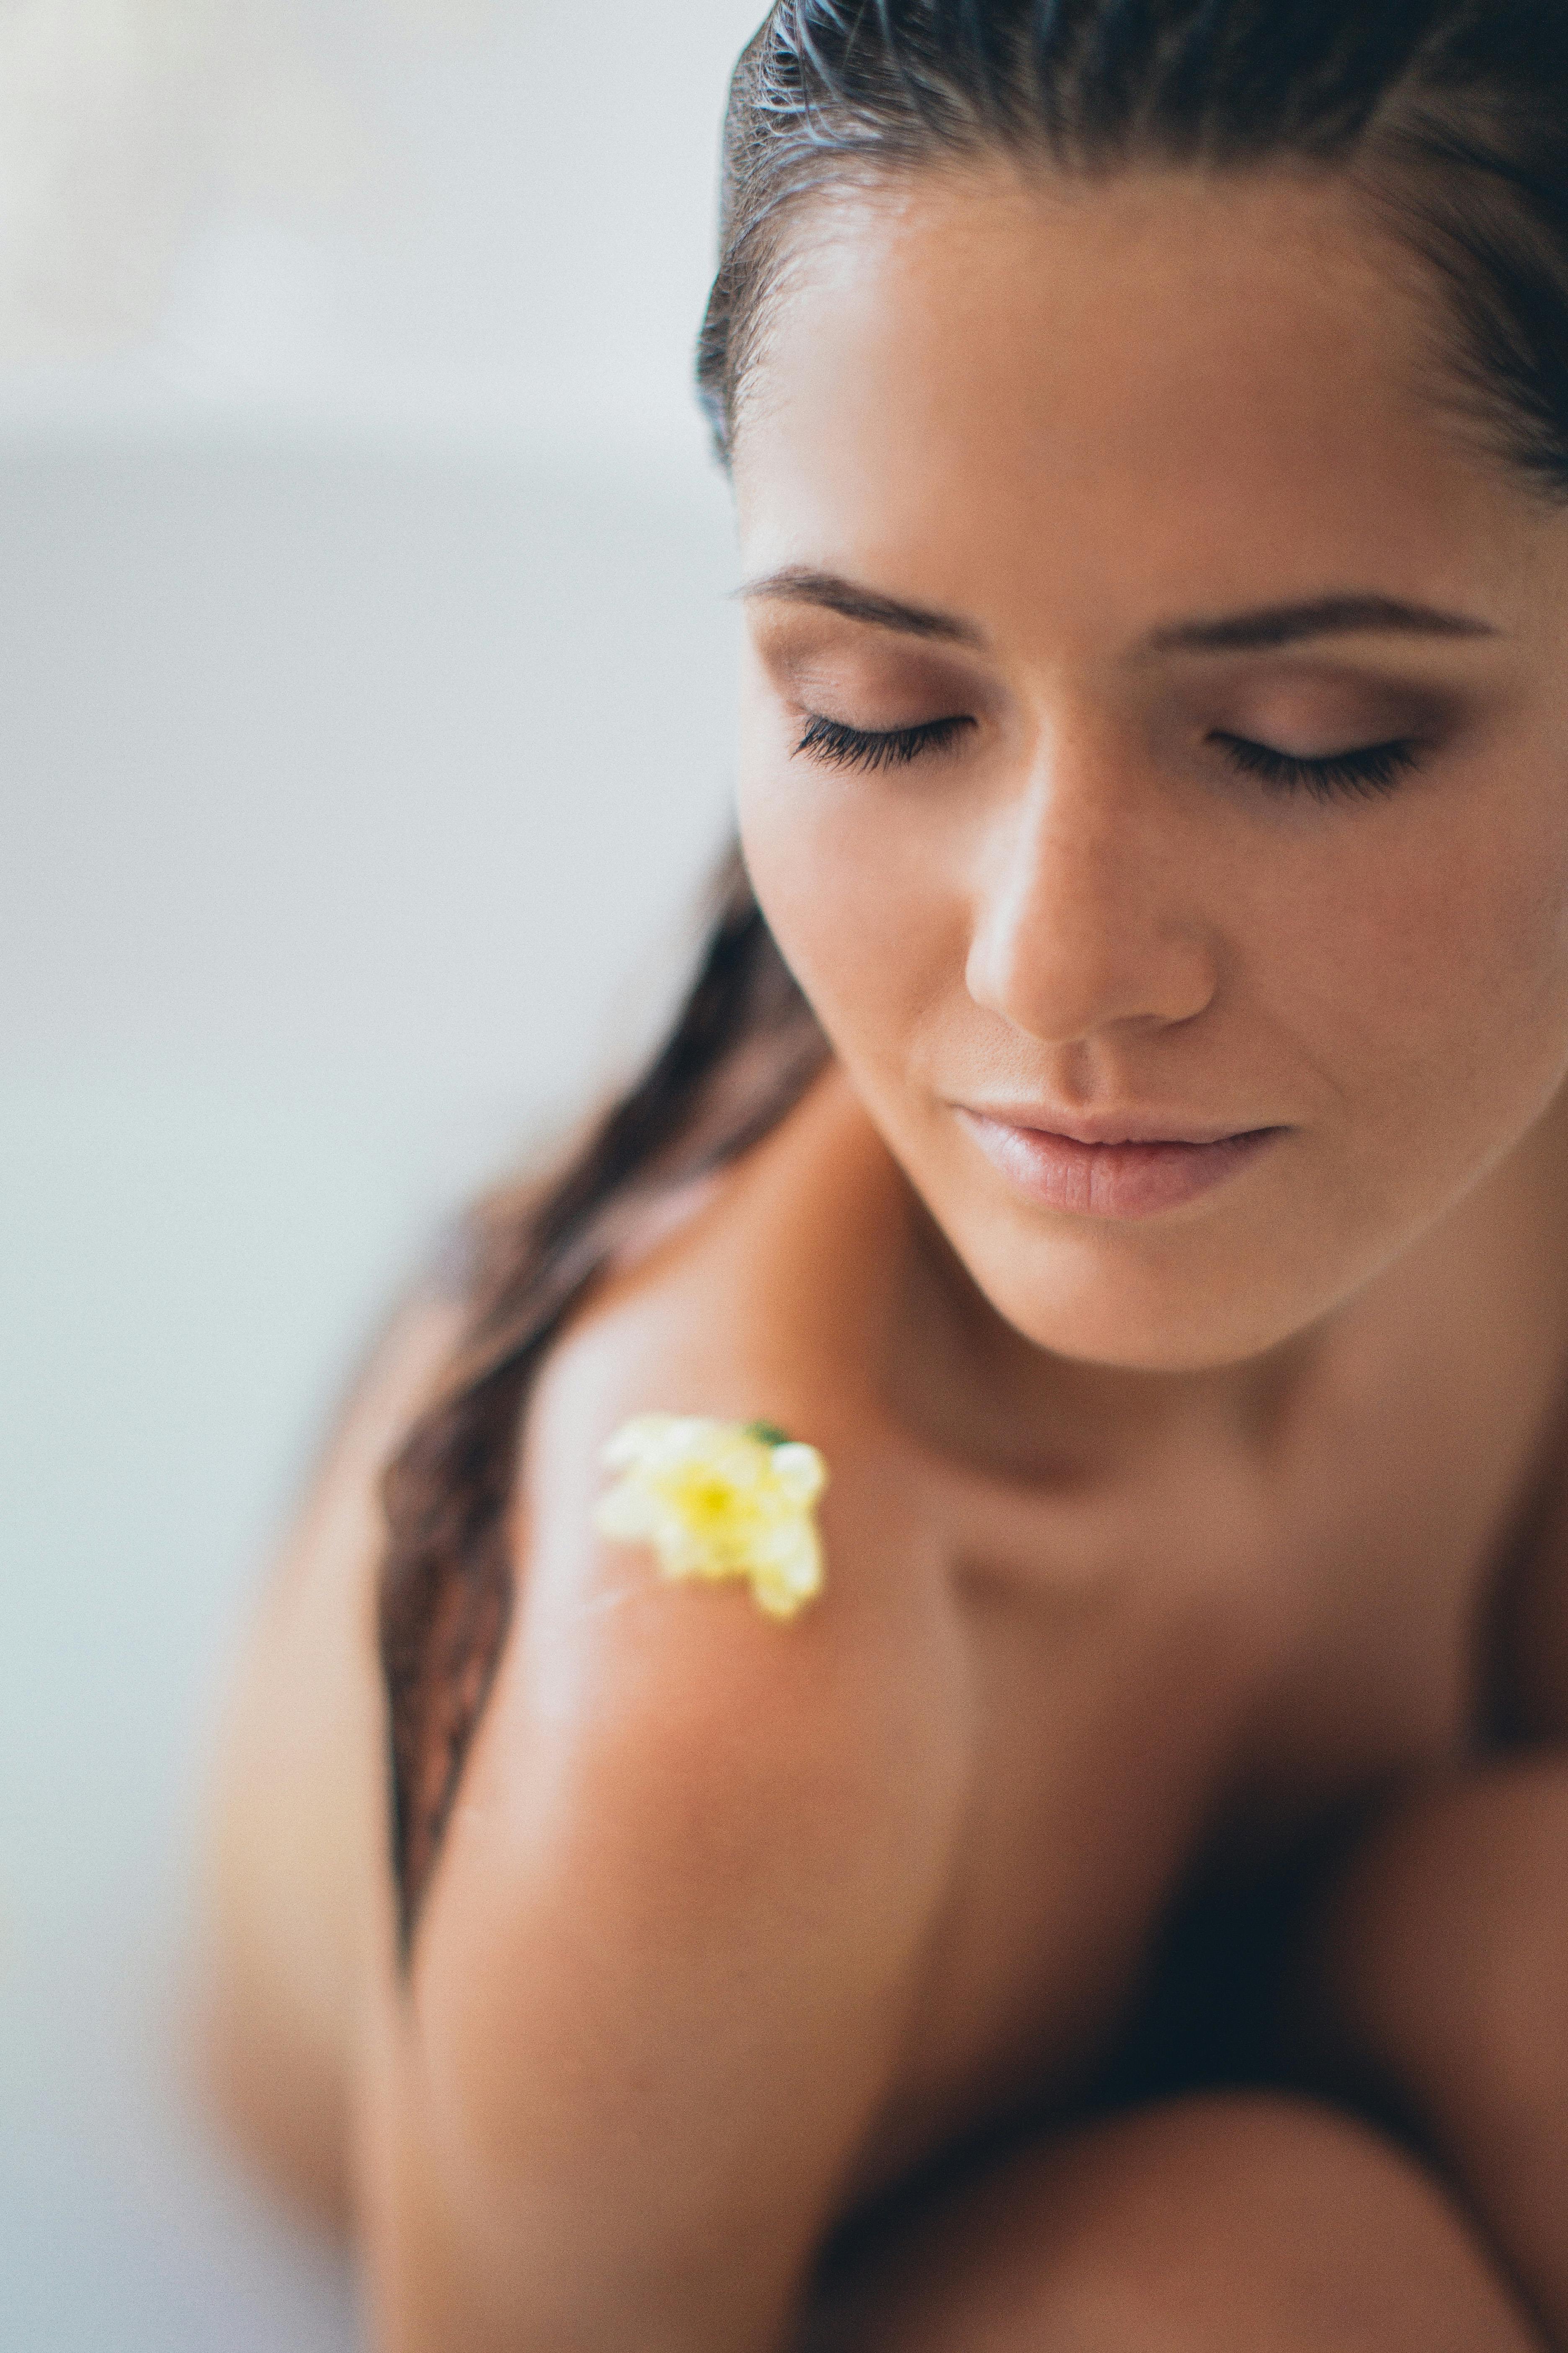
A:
[885,1071,1568,1488]
[887,1190,1318,1484]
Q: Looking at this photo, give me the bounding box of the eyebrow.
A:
[738,568,988,646]
[1144,594,1500,654]
[739,571,1501,657]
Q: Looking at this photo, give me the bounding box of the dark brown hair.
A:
[698,0,1568,494]
[381,0,1568,1951]
[379,851,826,1947]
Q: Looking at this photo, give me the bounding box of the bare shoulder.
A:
[424,1065,975,1978]
[356,1077,978,2345]
[523,1067,957,1631]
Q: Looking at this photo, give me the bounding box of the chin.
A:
[952,1218,1348,1375]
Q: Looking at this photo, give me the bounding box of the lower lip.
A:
[957,1112,1282,1219]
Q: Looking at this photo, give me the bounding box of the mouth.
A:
[954,1105,1287,1219]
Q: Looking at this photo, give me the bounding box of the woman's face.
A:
[732,166,1568,1374]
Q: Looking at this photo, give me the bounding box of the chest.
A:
[858,1327,1567,2184]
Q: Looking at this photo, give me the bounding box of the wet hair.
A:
[698,0,1568,496]
[380,850,828,1948]
[380,0,1568,1952]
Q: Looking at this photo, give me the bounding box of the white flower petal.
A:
[602,1412,680,1470]
[752,1574,806,1620]
[594,1481,659,1540]
[771,1443,827,1505]
[596,1413,828,1619]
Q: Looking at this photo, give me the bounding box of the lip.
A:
[955,1105,1285,1219]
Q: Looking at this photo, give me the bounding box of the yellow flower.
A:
[594,1414,828,1620]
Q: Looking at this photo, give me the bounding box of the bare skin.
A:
[205,167,1568,2350]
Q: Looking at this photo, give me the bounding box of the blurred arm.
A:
[198,1289,467,2225]
[1292,1504,1568,2343]
[356,1472,969,2353]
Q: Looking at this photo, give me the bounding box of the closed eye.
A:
[795,712,977,772]
[1212,731,1424,801]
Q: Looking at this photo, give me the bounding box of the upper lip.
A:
[957,1102,1283,1148]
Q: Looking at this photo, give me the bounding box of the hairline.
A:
[712,136,1568,513]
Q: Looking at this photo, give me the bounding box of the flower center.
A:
[676,1472,747,1529]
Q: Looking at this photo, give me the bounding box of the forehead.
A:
[732,166,1542,644]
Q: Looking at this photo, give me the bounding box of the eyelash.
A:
[794,710,1425,802]
[795,712,976,771]
[1210,731,1424,801]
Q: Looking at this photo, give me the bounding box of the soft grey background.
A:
[1,3,765,2342]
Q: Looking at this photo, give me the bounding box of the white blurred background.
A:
[0,4,765,2341]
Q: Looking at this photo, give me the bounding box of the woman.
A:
[205,5,1568,2346]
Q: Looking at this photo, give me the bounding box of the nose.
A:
[964,735,1217,1047]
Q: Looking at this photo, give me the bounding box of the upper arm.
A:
[358,1373,972,2353]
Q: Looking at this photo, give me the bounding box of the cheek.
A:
[737,710,967,1063]
[1259,780,1568,1150]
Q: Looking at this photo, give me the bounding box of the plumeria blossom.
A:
[594,1414,828,1620]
